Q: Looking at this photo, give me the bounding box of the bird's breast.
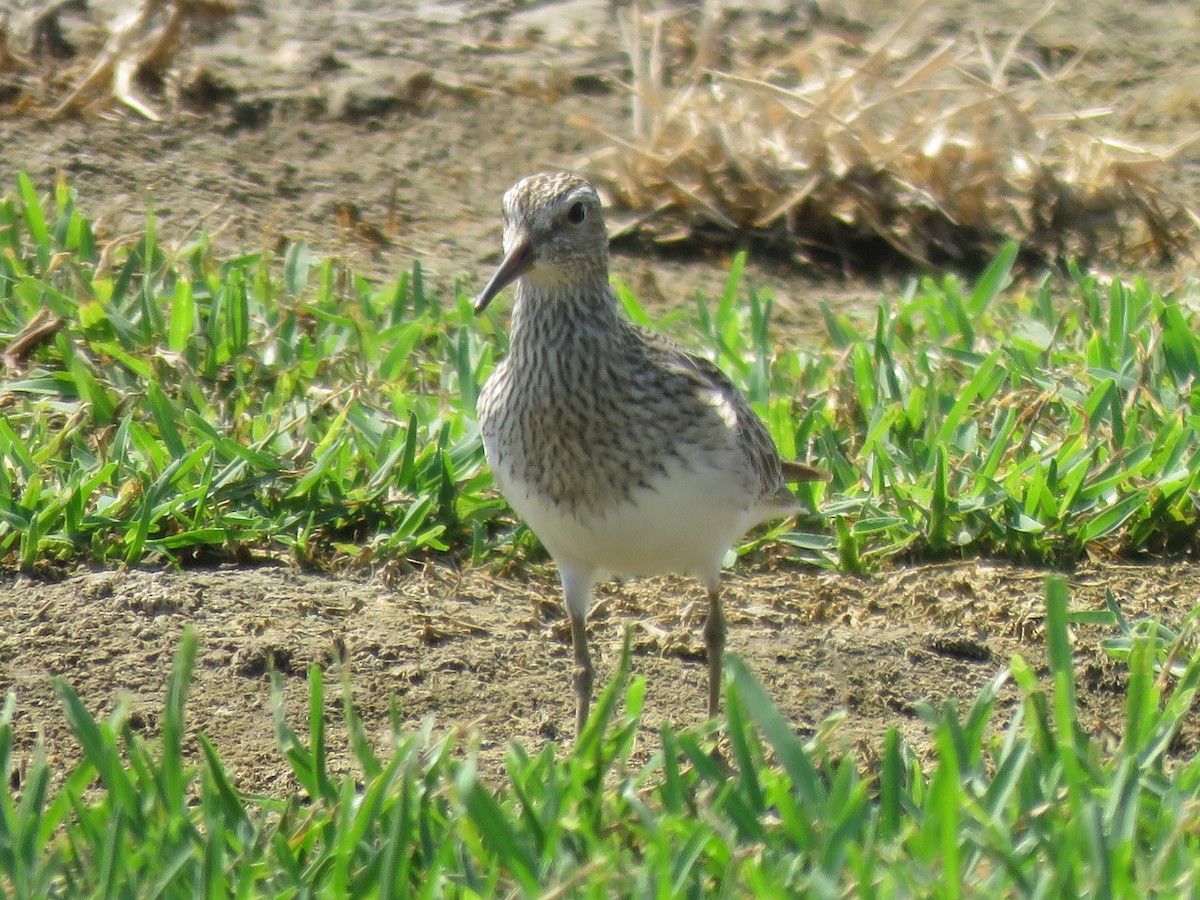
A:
[479,348,706,514]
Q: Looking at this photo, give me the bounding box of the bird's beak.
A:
[474,235,535,314]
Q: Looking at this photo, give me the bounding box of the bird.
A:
[474,171,827,738]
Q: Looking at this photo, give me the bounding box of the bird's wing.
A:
[639,328,810,501]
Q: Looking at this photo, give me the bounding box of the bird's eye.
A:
[567,201,586,225]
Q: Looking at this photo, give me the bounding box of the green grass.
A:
[1,577,1198,895]
[4,177,1200,894]
[3,176,1199,572]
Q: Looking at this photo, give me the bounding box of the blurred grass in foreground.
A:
[2,174,1198,572]
[0,577,1197,894]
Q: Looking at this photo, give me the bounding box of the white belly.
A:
[501,457,796,582]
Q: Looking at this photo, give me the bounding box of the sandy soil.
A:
[2,0,1199,789]
[4,560,1199,792]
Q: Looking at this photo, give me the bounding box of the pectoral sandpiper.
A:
[475,171,826,737]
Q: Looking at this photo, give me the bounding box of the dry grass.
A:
[577,3,1197,270]
[0,0,235,121]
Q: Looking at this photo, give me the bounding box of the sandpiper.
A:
[475,172,826,737]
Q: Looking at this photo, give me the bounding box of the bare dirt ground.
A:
[4,561,1200,792]
[7,564,1200,796]
[2,0,1200,789]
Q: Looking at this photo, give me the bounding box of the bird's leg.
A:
[569,612,593,737]
[560,564,596,739]
[703,583,727,719]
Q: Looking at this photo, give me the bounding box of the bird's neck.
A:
[508,277,624,347]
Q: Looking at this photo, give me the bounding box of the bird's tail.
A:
[781,459,831,483]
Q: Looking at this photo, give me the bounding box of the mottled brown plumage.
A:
[475,172,826,737]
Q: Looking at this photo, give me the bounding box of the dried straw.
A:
[577,3,1197,270]
[0,0,235,120]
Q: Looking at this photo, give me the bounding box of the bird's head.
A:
[474,172,609,314]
